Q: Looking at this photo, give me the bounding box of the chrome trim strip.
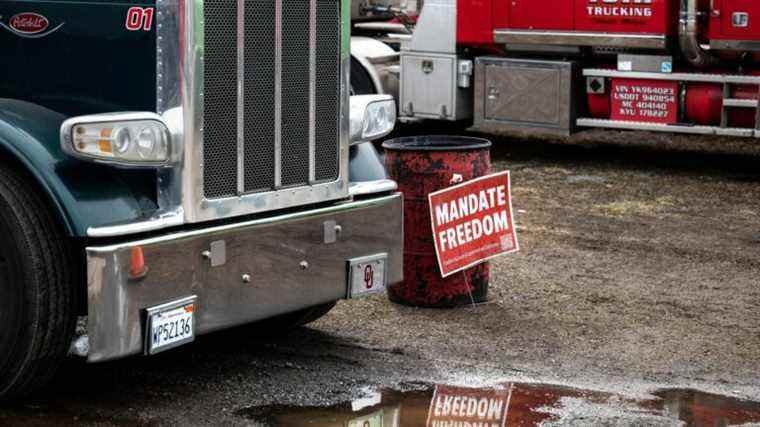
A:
[87,209,185,238]
[274,0,283,188]
[724,98,759,108]
[236,0,246,193]
[180,0,207,221]
[87,177,397,247]
[91,194,400,251]
[583,68,760,84]
[577,118,759,138]
[710,39,760,52]
[348,179,398,197]
[308,0,317,183]
[493,29,667,50]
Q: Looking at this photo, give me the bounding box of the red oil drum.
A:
[383,136,492,308]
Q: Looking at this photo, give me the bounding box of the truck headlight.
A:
[61,112,171,167]
[350,95,396,144]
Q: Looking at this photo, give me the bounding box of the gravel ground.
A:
[1,129,758,425]
[361,128,760,384]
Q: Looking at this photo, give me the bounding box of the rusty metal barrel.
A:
[383,136,493,308]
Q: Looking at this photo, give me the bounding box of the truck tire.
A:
[351,57,377,95]
[250,302,337,337]
[0,165,77,400]
[290,302,337,327]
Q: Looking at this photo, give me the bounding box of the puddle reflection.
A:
[238,383,760,427]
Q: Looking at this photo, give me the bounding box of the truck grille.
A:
[203,0,342,199]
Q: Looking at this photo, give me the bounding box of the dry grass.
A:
[594,196,678,217]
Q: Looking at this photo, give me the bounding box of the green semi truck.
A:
[0,0,401,399]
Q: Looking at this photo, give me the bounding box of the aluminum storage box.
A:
[399,52,472,121]
[473,57,579,136]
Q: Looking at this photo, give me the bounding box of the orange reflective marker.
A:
[98,128,113,153]
[129,246,148,280]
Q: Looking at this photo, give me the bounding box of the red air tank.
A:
[685,83,760,128]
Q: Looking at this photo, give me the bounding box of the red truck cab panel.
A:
[457,0,495,45]
[508,0,574,30]
[709,0,760,40]
[486,0,677,36]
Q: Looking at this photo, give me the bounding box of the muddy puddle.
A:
[3,382,759,426]
[238,383,760,427]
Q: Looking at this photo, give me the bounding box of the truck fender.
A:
[0,99,148,237]
[351,36,400,97]
[350,141,388,182]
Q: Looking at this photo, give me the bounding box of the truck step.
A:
[723,98,760,108]
[583,69,760,85]
[576,118,759,138]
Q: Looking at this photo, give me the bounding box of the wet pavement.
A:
[5,378,760,426]
[236,383,760,426]
[2,132,759,426]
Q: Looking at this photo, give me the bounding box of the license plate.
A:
[144,296,197,355]
[347,254,387,298]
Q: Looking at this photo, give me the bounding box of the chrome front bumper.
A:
[85,193,403,363]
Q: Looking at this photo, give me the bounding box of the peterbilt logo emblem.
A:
[9,13,48,34]
[1,12,64,38]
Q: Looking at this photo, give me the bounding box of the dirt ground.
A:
[326,129,760,389]
[1,129,758,425]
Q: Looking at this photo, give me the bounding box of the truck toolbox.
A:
[400,52,473,121]
[473,58,578,136]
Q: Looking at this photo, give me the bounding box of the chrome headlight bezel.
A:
[60,112,173,168]
[350,94,397,145]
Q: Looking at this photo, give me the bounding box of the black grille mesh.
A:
[315,0,341,182]
[280,0,311,187]
[203,0,238,199]
[244,0,276,192]
[203,0,342,199]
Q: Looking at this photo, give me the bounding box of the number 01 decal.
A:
[126,7,154,31]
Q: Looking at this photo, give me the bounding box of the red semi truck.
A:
[351,0,760,138]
